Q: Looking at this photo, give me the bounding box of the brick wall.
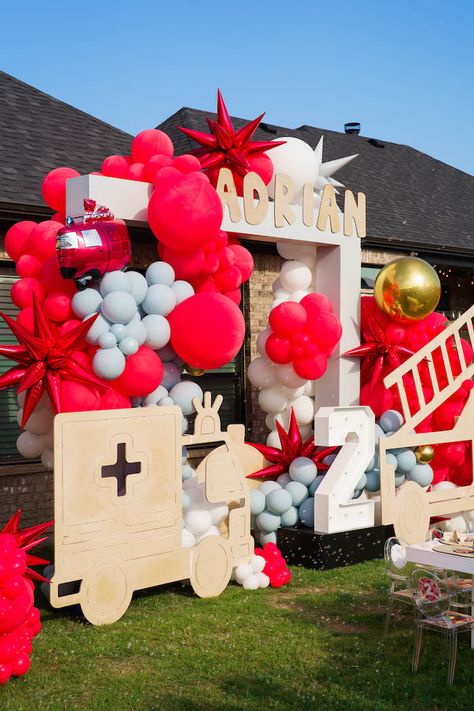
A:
[0,463,54,529]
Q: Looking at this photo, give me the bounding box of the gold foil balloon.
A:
[183,364,206,377]
[415,445,435,464]
[374,257,441,321]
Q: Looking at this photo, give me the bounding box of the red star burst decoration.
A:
[343,298,416,390]
[246,409,338,479]
[1,509,53,583]
[0,295,107,427]
[178,89,285,176]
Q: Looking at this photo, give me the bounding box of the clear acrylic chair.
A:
[384,536,417,633]
[411,568,474,685]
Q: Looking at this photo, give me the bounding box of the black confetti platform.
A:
[275,525,395,570]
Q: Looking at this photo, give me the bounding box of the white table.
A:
[406,541,474,647]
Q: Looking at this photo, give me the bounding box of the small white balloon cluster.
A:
[180,447,229,549]
[251,456,318,544]
[248,244,317,448]
[430,482,474,534]
[16,391,54,470]
[140,380,204,435]
[358,409,434,498]
[232,554,269,590]
[71,261,194,381]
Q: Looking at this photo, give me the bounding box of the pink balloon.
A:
[41,167,80,212]
[131,129,174,162]
[4,222,36,261]
[127,162,147,181]
[173,154,201,174]
[168,293,245,370]
[145,154,173,182]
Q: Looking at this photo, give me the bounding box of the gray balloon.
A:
[142,314,170,349]
[146,261,175,286]
[172,280,194,304]
[127,271,148,305]
[161,362,181,390]
[142,284,176,317]
[92,347,126,379]
[110,323,127,340]
[72,289,102,319]
[119,337,139,355]
[100,270,131,297]
[169,381,204,415]
[101,291,137,324]
[143,384,169,406]
[123,319,147,345]
[157,344,177,362]
[85,313,111,344]
[98,331,117,349]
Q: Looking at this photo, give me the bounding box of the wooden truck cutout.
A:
[49,394,256,625]
[379,306,474,543]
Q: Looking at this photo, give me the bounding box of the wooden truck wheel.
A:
[190,537,232,598]
[394,482,430,544]
[80,560,132,625]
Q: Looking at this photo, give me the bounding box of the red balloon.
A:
[39,256,77,296]
[265,333,292,364]
[59,320,82,337]
[41,167,80,212]
[168,293,245,370]
[112,346,163,397]
[127,162,147,181]
[148,173,223,252]
[173,154,202,174]
[15,254,42,279]
[269,302,307,337]
[305,311,342,353]
[293,353,328,380]
[145,154,173,182]
[10,278,45,308]
[214,266,242,291]
[99,389,131,410]
[224,288,241,305]
[102,155,129,179]
[61,380,101,412]
[360,381,394,417]
[43,293,73,322]
[227,244,254,282]
[16,307,34,332]
[29,220,63,262]
[4,222,36,261]
[131,129,174,162]
[159,245,206,280]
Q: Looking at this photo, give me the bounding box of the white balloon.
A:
[181,528,195,549]
[234,564,253,585]
[23,407,53,436]
[41,447,54,470]
[265,413,276,430]
[432,481,457,491]
[258,386,288,414]
[172,280,194,304]
[248,357,277,389]
[72,288,102,319]
[127,271,148,305]
[277,243,316,261]
[266,430,282,448]
[210,503,229,526]
[267,137,318,203]
[290,395,315,424]
[250,555,266,573]
[169,381,204,415]
[100,271,131,296]
[276,363,307,389]
[279,261,312,292]
[243,574,260,590]
[146,261,175,286]
[257,572,270,588]
[16,431,45,459]
[181,416,189,434]
[195,525,221,543]
[281,385,305,400]
[257,328,271,356]
[290,290,310,303]
[271,297,288,308]
[304,381,316,397]
[184,510,212,536]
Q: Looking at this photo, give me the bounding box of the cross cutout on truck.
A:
[101,442,141,496]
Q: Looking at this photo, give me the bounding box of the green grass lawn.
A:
[2,560,473,711]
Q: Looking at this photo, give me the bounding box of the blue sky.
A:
[1,0,473,174]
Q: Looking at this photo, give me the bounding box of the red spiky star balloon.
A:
[178,89,285,176]
[246,409,338,479]
[0,295,107,427]
[1,509,53,583]
[343,298,416,390]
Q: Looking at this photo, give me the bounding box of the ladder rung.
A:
[412,367,426,407]
[398,381,412,424]
[440,341,454,384]
[453,331,467,370]
[426,357,440,394]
